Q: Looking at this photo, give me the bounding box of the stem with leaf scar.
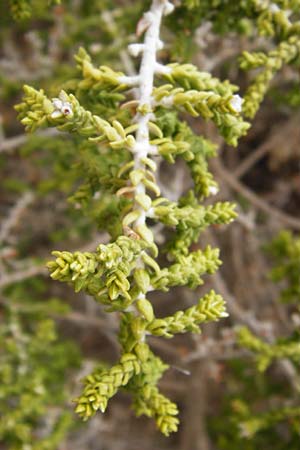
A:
[120,0,174,314]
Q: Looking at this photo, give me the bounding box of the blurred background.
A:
[1,1,300,449]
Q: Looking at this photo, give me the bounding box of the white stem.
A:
[118,75,141,86]
[131,0,169,229]
[155,62,172,74]
[122,1,174,329]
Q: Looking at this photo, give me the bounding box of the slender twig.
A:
[55,311,120,353]
[212,158,300,230]
[183,348,248,363]
[233,114,300,179]
[0,129,62,154]
[233,142,270,179]
[0,263,48,289]
[0,191,34,244]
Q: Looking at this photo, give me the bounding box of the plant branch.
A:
[0,191,34,244]
[212,158,300,231]
[0,129,61,154]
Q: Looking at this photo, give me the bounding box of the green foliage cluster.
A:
[210,355,300,450]
[0,280,80,450]
[8,0,61,21]
[173,1,300,40]
[237,326,300,371]
[234,401,300,441]
[168,1,300,120]
[241,35,300,118]
[14,0,246,436]
[3,0,300,445]
[231,231,300,445]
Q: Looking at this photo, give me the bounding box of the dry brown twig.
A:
[0,129,62,154]
[0,191,35,244]
[233,113,300,179]
[212,158,300,231]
